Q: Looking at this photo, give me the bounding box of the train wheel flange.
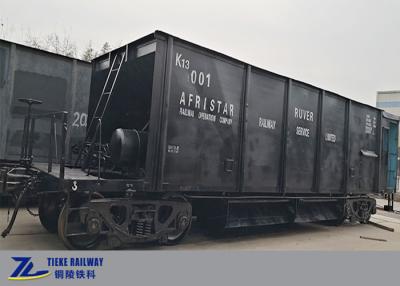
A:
[160,193,192,245]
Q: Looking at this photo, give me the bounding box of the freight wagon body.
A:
[89,31,398,195]
[0,39,91,164]
[0,31,398,249]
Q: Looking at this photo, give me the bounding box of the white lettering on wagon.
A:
[294,107,314,138]
[167,144,180,154]
[175,53,190,70]
[258,117,276,130]
[179,107,194,118]
[296,126,310,137]
[179,92,234,117]
[294,107,314,122]
[178,91,234,125]
[175,52,234,126]
[365,114,377,135]
[198,112,216,122]
[325,133,336,143]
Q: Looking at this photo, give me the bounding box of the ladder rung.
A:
[78,50,126,169]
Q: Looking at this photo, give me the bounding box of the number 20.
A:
[72,112,87,127]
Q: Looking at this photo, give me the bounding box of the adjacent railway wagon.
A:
[0,31,398,249]
[0,39,91,164]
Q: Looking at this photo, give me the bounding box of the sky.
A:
[0,0,399,106]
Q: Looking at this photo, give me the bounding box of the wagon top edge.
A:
[0,38,91,65]
[92,30,395,119]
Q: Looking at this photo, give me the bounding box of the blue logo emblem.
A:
[9,257,51,281]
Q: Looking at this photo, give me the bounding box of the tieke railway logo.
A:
[8,257,51,281]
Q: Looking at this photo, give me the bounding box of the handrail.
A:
[85,117,103,180]
[97,118,102,181]
[20,110,69,191]
[59,112,68,191]
[47,115,56,173]
[32,111,69,120]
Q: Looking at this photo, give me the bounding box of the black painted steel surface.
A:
[89,31,398,195]
[0,39,91,164]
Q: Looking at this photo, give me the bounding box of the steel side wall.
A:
[146,34,394,195]
[0,41,91,163]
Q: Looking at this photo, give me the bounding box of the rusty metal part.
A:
[359,236,387,242]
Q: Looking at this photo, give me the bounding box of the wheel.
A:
[163,215,192,245]
[356,200,372,224]
[160,193,192,245]
[58,204,101,250]
[58,192,104,250]
[359,214,371,224]
[38,194,63,233]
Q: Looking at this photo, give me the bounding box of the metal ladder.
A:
[75,51,126,168]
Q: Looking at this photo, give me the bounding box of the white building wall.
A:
[377,90,400,112]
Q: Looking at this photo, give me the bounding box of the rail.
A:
[20,110,69,190]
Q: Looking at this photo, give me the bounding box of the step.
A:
[0,180,22,185]
[5,181,22,186]
[7,173,31,179]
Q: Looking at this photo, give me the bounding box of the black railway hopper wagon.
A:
[0,31,398,249]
